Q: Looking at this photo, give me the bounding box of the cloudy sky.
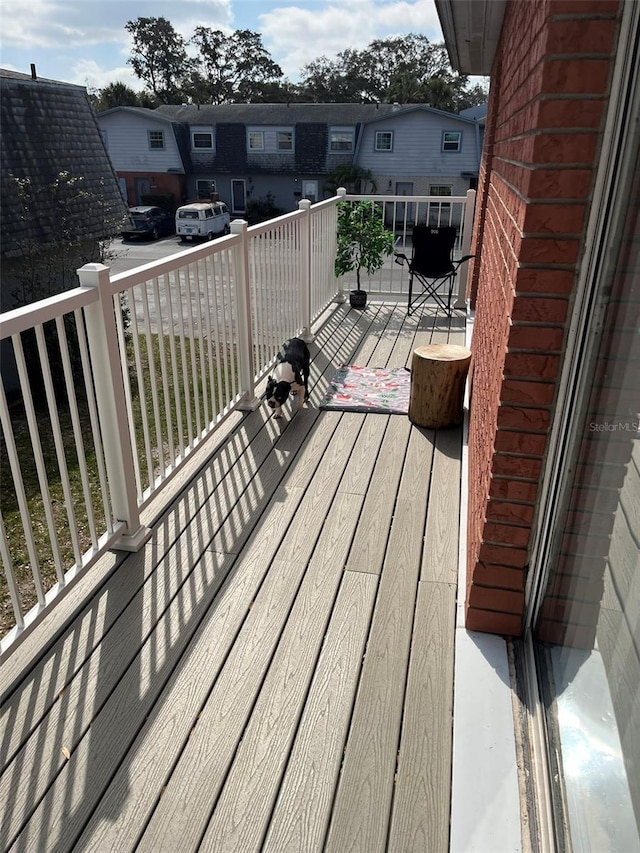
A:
[0,0,445,91]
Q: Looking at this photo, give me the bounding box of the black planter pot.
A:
[349,289,367,309]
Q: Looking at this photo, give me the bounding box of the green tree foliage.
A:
[188,28,284,104]
[125,17,189,103]
[334,201,395,292]
[324,165,377,196]
[9,172,126,304]
[299,34,487,110]
[90,81,142,111]
[120,23,487,111]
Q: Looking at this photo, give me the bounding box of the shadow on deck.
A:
[0,300,465,853]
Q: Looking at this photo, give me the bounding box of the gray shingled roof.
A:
[154,102,472,125]
[1,69,128,258]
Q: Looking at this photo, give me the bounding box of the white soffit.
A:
[435,0,506,76]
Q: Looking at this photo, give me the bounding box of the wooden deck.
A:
[0,300,465,853]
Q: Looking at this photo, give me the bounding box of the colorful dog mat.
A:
[320,365,411,414]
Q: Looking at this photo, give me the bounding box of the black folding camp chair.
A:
[394,225,474,316]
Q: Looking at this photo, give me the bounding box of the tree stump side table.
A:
[408,344,472,428]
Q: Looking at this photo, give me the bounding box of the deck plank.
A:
[195,495,371,853]
[325,428,435,852]
[345,416,412,574]
[422,427,462,584]
[261,569,378,853]
[387,579,457,852]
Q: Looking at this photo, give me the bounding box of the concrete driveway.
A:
[106,235,190,275]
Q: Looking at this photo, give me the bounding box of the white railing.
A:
[0,189,474,655]
[338,189,476,306]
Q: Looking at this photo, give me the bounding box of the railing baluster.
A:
[113,291,143,501]
[55,315,99,549]
[140,279,165,481]
[0,380,46,605]
[152,276,175,464]
[163,270,185,457]
[230,219,258,409]
[34,322,82,567]
[74,308,113,532]
[0,512,24,629]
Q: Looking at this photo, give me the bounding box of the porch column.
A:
[298,199,314,343]
[454,188,476,309]
[78,263,151,551]
[230,220,260,410]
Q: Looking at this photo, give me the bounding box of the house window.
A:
[277,131,293,151]
[196,179,216,199]
[329,129,354,151]
[248,131,264,150]
[192,131,213,149]
[148,130,165,150]
[375,131,393,152]
[429,185,452,198]
[442,131,461,152]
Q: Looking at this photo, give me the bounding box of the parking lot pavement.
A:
[106,235,187,275]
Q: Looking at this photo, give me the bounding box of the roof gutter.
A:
[434,0,506,76]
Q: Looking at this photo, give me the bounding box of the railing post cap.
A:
[337,187,347,197]
[230,218,247,234]
[78,262,109,272]
[298,198,311,211]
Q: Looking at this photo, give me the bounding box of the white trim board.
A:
[449,306,522,852]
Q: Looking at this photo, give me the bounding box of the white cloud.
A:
[69,59,144,92]
[259,0,442,79]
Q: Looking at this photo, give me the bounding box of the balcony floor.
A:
[1,299,465,853]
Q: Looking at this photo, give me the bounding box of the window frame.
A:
[191,130,214,150]
[148,130,165,150]
[329,128,355,152]
[442,131,462,152]
[375,131,394,152]
[276,130,294,151]
[196,179,216,199]
[247,131,265,151]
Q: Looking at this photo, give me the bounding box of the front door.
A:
[302,181,318,203]
[231,179,246,214]
[134,177,151,205]
[395,182,414,226]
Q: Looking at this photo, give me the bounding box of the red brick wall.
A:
[466,0,621,636]
[119,173,185,208]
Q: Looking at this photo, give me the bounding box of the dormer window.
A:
[442,131,462,152]
[191,127,214,150]
[329,129,354,151]
[248,131,264,150]
[148,130,165,150]
[277,131,293,151]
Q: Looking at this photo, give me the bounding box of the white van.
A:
[175,201,231,241]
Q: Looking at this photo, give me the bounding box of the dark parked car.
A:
[121,206,175,240]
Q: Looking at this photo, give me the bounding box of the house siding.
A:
[356,111,480,179]
[465,0,621,635]
[98,110,183,173]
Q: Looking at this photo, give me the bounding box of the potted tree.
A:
[334,200,395,308]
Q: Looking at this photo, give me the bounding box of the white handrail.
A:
[0,189,474,654]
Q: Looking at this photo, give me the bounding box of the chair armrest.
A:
[452,254,475,270]
[394,252,408,266]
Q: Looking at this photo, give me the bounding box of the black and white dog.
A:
[265,337,310,418]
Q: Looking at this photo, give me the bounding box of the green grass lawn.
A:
[1,330,238,637]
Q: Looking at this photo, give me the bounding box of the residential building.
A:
[437,0,640,848]
[0,68,128,312]
[98,102,483,215]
